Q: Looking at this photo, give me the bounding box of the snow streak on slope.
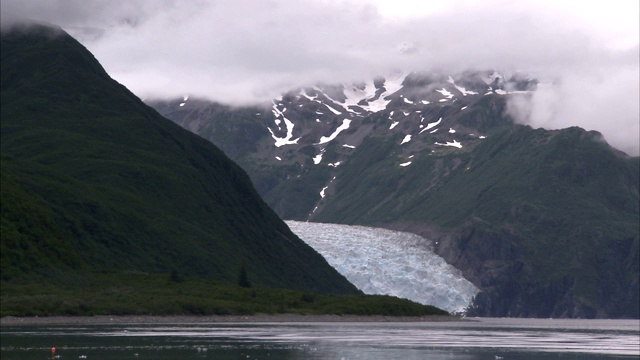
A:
[342,81,377,107]
[268,102,300,147]
[318,119,351,145]
[286,221,479,313]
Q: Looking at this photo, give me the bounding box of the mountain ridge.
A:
[152,70,639,318]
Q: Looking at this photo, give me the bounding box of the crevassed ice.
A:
[286,221,479,313]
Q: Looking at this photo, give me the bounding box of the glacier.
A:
[286,221,479,313]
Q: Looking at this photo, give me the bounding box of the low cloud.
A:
[1,0,638,154]
[505,49,639,155]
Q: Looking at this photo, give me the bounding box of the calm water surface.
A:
[1,318,638,359]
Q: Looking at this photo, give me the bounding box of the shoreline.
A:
[1,314,464,326]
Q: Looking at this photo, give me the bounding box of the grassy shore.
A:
[0,313,461,326]
[1,271,449,318]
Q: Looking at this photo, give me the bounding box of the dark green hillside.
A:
[0,23,358,295]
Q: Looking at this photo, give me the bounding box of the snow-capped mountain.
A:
[150,70,535,218]
[149,70,638,319]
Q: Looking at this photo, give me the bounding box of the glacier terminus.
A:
[287,221,479,313]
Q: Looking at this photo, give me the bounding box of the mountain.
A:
[0,22,359,295]
[151,71,639,318]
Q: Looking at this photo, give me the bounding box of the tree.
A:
[238,262,251,288]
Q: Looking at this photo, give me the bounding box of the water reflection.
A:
[1,318,638,360]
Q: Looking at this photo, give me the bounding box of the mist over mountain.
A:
[2,0,638,155]
[152,70,639,318]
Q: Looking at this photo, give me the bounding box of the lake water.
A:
[1,318,638,359]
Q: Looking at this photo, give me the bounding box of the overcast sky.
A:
[2,0,638,155]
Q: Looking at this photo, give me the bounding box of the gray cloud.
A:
[1,0,638,155]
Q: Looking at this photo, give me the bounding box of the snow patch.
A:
[318,119,352,145]
[420,117,442,134]
[455,85,478,96]
[425,117,442,130]
[382,72,406,96]
[399,161,412,167]
[300,89,317,101]
[357,73,407,113]
[447,76,477,96]
[436,88,454,99]
[324,103,342,115]
[390,121,399,130]
[343,144,356,149]
[363,96,391,113]
[268,121,300,147]
[268,103,300,147]
[401,135,412,144]
[342,81,377,107]
[435,140,463,148]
